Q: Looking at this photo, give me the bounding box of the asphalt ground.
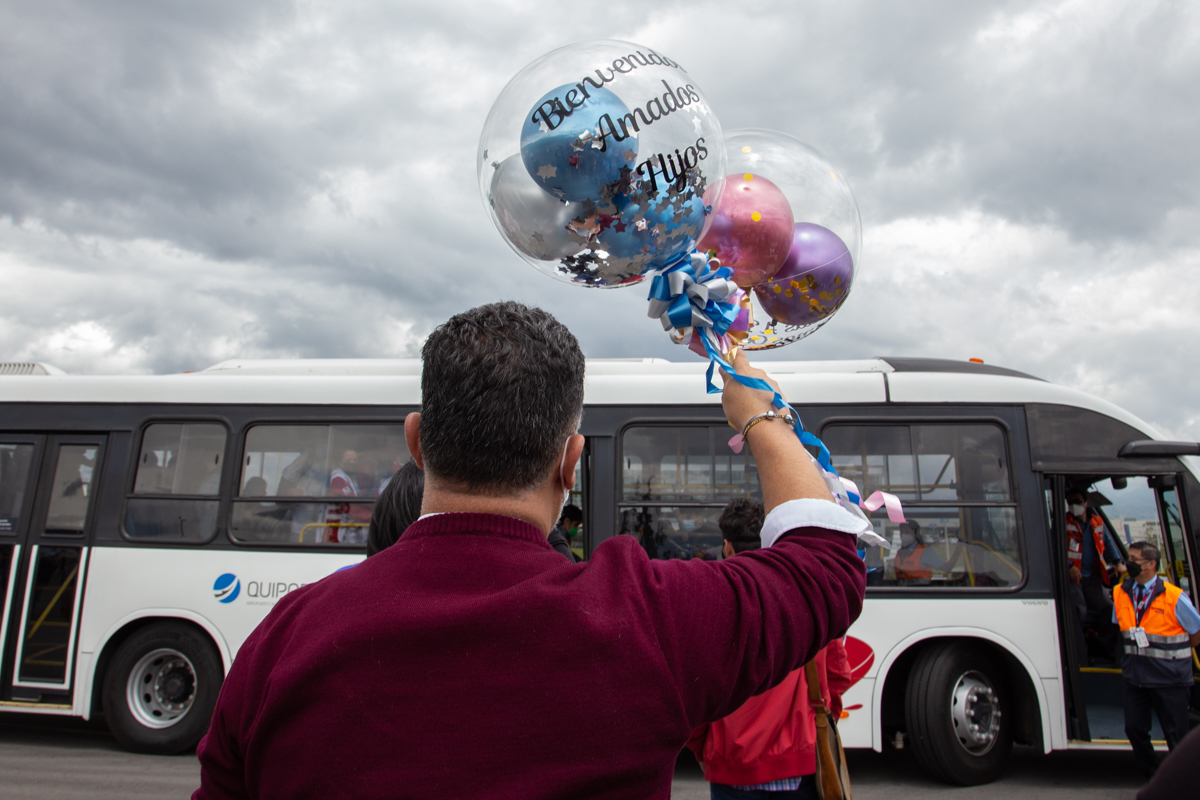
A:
[0,713,1149,799]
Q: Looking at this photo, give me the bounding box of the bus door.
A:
[1047,472,1196,742]
[0,434,105,708]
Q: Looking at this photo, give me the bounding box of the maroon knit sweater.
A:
[194,512,865,799]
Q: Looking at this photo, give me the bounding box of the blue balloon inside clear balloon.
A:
[596,181,708,267]
[520,84,639,203]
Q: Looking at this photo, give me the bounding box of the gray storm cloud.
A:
[0,0,1198,437]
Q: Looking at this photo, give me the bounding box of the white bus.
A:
[0,356,1196,785]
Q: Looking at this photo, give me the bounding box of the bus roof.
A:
[0,356,1164,441]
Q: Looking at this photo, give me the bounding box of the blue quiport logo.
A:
[213,573,240,603]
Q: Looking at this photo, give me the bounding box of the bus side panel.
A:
[839,598,1062,752]
[77,546,364,710]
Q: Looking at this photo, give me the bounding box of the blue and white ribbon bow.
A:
[647,251,742,343]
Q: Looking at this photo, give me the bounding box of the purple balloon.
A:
[753,222,853,326]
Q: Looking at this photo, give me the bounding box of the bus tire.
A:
[101,622,223,754]
[904,641,1013,785]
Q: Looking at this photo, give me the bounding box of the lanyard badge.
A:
[1131,626,1150,648]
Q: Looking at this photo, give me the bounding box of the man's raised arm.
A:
[638,350,869,726]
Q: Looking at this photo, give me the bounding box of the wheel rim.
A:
[125,647,197,729]
[950,670,1001,755]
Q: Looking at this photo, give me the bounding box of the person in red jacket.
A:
[688,498,854,799]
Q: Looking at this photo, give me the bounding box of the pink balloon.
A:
[697,173,794,288]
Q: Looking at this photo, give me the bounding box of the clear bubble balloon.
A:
[719,129,862,349]
[479,40,726,288]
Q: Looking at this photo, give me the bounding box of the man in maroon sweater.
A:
[194,302,868,800]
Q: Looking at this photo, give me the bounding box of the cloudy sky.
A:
[1,0,1198,437]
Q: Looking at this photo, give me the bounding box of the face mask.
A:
[1070,504,1086,517]
[557,437,572,515]
[681,519,697,532]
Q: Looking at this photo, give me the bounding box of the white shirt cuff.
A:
[761,498,872,548]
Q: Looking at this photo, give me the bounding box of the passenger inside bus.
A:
[1065,483,1125,663]
[229,424,408,545]
[893,520,950,586]
[825,422,1024,589]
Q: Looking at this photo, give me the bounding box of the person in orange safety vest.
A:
[1112,541,1200,778]
[1066,486,1125,663]
[894,520,947,585]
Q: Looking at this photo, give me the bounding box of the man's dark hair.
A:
[1129,541,1161,569]
[719,497,764,554]
[1066,484,1090,500]
[367,461,425,557]
[419,302,585,494]
[559,504,583,525]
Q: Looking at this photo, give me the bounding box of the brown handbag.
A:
[805,660,852,800]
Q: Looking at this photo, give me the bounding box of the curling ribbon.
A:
[839,477,907,525]
[647,248,900,549]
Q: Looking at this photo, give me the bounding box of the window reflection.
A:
[45,445,98,535]
[0,444,35,533]
[864,508,1022,588]
[240,425,407,499]
[622,426,758,504]
[824,426,915,500]
[826,423,1022,589]
[232,424,410,546]
[620,425,758,561]
[618,506,724,561]
[133,424,226,496]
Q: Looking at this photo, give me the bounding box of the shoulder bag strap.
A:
[806,661,851,800]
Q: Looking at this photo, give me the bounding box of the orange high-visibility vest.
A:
[895,543,931,581]
[1066,512,1110,586]
[1114,578,1194,687]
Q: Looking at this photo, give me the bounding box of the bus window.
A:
[620,506,724,562]
[44,445,99,535]
[1159,487,1193,595]
[0,443,35,534]
[231,424,408,546]
[824,423,1023,589]
[124,423,227,543]
[619,425,757,560]
[822,426,916,501]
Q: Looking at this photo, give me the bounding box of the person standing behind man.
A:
[1066,485,1125,661]
[1114,541,1200,778]
[688,497,852,800]
[365,460,424,557]
[548,503,582,562]
[194,302,869,800]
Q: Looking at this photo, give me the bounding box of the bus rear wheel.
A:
[904,641,1013,785]
[102,622,223,754]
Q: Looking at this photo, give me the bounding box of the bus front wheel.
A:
[904,642,1013,785]
[102,622,223,754]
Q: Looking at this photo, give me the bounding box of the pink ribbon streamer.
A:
[840,477,907,524]
[861,491,907,524]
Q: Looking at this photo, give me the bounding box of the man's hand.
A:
[1069,565,1081,583]
[1116,563,1127,575]
[721,350,784,432]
